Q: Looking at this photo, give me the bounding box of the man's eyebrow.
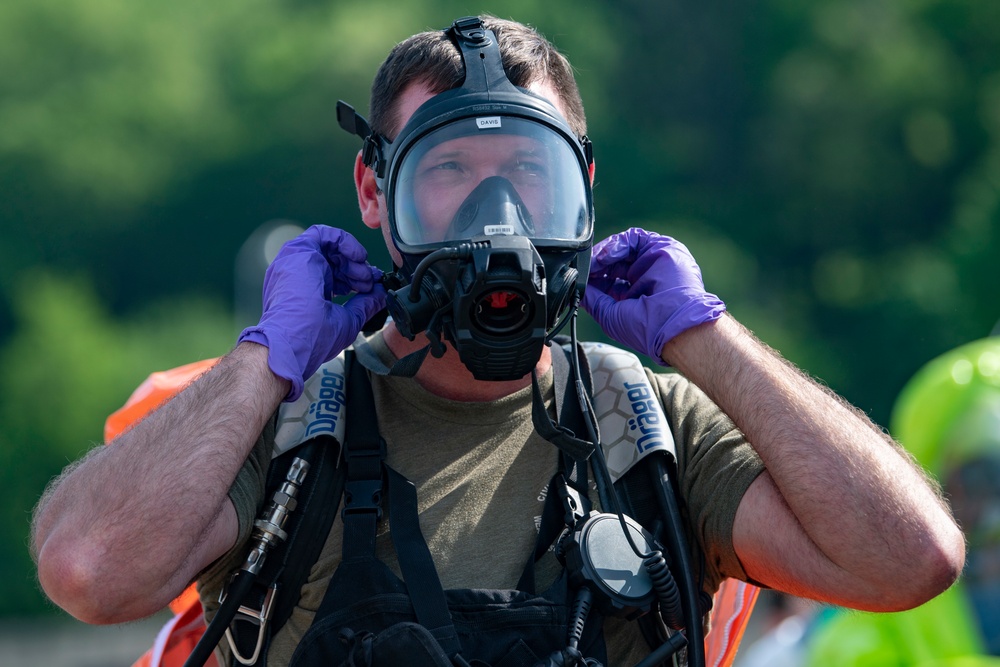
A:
[418,148,469,165]
[513,148,545,158]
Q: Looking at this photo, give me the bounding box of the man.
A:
[31,15,963,667]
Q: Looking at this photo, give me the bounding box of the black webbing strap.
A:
[386,466,463,656]
[341,349,464,657]
[530,345,595,464]
[552,343,592,494]
[341,353,386,562]
[515,471,573,594]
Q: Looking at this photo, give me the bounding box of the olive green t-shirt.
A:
[200,333,764,666]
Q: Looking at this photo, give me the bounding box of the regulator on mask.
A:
[337,16,595,381]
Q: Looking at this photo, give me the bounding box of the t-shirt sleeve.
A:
[196,411,275,616]
[649,370,765,595]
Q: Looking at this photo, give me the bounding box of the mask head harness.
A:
[338,16,595,381]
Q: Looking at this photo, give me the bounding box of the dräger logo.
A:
[477,116,502,129]
[306,368,346,438]
[625,381,668,453]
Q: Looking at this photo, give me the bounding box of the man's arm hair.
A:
[663,315,964,612]
[31,342,288,624]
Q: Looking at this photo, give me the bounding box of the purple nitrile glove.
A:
[238,225,387,401]
[582,228,726,366]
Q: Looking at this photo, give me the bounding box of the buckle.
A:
[341,478,383,520]
[556,475,589,527]
[452,16,488,46]
[361,136,382,177]
[220,583,277,666]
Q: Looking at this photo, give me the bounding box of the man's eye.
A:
[416,161,465,185]
[514,160,548,174]
[508,162,549,184]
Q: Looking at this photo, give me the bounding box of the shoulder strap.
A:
[325,351,465,658]
[266,351,378,631]
[580,341,677,481]
[226,355,358,665]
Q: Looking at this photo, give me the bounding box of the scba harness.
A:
[115,342,758,667]
[282,343,670,667]
[199,339,712,667]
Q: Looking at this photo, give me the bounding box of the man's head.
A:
[351,16,593,258]
[368,15,587,141]
[342,16,594,381]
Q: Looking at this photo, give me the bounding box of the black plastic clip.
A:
[452,16,489,46]
[342,478,384,520]
[336,100,383,177]
[556,474,589,527]
[342,435,386,520]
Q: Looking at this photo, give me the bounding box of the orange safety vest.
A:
[108,361,758,667]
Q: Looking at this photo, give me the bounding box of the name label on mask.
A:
[477,116,502,129]
[484,225,515,235]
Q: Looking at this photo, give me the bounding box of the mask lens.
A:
[392,116,589,248]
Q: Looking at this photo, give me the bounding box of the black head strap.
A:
[447,17,520,98]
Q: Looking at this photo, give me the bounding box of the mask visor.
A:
[391,116,590,249]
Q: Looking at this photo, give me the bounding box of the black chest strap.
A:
[340,350,386,562]
[335,358,464,659]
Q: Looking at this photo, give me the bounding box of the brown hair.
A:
[369,15,587,139]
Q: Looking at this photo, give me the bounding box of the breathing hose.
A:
[649,456,706,667]
[183,571,255,667]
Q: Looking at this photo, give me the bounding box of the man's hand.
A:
[582,227,726,365]
[239,225,386,400]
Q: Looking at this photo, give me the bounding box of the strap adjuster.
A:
[361,136,383,177]
[451,17,490,47]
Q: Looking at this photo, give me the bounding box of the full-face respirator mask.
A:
[338,17,595,381]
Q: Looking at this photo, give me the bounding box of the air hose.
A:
[182,456,310,667]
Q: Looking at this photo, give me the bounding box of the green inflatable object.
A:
[891,337,1000,476]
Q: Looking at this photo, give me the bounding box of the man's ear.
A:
[355,152,382,230]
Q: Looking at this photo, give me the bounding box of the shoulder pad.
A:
[273,352,348,457]
[580,342,677,483]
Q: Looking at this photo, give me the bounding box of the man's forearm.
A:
[32,341,288,623]
[662,315,964,609]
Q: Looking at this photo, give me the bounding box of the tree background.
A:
[1,0,997,620]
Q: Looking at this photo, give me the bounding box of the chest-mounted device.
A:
[337,16,595,381]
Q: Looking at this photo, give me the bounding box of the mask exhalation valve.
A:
[475,288,531,335]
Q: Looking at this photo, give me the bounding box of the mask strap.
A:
[448,17,521,97]
[352,333,431,378]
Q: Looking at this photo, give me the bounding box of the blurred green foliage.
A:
[0,0,997,619]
